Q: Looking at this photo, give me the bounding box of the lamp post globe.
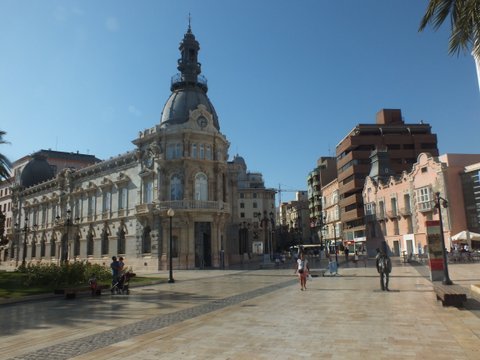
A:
[167,208,175,283]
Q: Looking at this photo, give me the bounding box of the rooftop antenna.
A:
[188,12,192,32]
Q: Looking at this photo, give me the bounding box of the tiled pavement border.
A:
[7,277,297,360]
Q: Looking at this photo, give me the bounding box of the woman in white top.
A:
[296,252,310,291]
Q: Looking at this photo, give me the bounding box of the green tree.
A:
[0,130,12,181]
[419,0,480,58]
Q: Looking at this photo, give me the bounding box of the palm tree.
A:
[0,130,12,181]
[419,0,480,58]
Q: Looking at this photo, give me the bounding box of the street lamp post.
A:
[435,192,453,285]
[261,211,269,256]
[56,209,79,264]
[17,217,29,266]
[269,211,275,260]
[14,223,20,267]
[333,222,339,267]
[14,217,37,267]
[167,208,175,283]
[316,215,326,263]
[22,218,28,266]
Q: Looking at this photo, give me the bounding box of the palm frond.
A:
[0,130,12,180]
[419,0,480,57]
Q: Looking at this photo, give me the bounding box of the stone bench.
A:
[309,269,327,277]
[433,283,467,307]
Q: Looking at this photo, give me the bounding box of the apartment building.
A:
[307,157,337,225]
[336,109,439,246]
[363,152,480,256]
[461,162,480,235]
[278,191,310,245]
[320,178,342,252]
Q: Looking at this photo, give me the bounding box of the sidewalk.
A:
[1,261,480,359]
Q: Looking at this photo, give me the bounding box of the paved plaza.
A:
[1,259,480,360]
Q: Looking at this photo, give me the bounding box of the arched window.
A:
[142,226,151,253]
[74,234,80,256]
[195,173,208,201]
[40,235,46,257]
[50,235,56,257]
[170,175,183,200]
[117,228,126,255]
[31,237,36,258]
[101,228,109,255]
[87,232,94,256]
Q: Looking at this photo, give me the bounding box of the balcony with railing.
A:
[135,204,153,215]
[342,207,363,222]
[386,209,399,219]
[171,73,208,92]
[417,202,433,212]
[376,211,386,221]
[156,200,229,213]
[399,207,412,216]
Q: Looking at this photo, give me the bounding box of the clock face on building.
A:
[197,116,208,128]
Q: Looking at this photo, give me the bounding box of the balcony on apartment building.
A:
[339,192,363,209]
[339,176,364,195]
[342,207,363,222]
[386,209,399,219]
[376,211,386,221]
[398,207,412,216]
[417,202,433,213]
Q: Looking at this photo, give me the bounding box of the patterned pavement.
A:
[1,259,480,360]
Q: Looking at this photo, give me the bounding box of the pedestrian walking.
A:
[295,252,310,291]
[328,254,338,275]
[376,248,392,291]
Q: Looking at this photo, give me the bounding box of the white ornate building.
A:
[6,26,275,272]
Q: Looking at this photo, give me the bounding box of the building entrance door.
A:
[406,239,414,255]
[393,240,400,257]
[195,222,211,268]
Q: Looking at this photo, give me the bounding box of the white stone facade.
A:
[4,27,275,272]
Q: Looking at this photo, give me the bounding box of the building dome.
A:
[20,154,54,188]
[160,25,220,130]
[232,155,246,166]
[160,86,219,129]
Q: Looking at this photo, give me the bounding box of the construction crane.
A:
[277,184,307,207]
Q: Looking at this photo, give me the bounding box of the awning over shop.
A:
[451,231,480,245]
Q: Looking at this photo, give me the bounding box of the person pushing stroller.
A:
[111,256,135,294]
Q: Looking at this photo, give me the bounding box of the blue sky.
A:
[0,1,478,203]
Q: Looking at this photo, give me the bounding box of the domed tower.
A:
[135,24,231,271]
[160,23,220,130]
